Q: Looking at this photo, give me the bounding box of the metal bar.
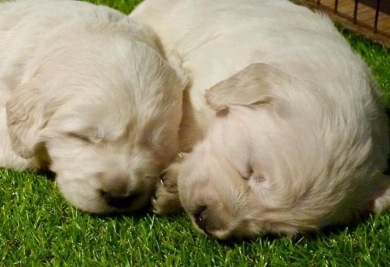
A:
[353,0,359,24]
[374,0,381,33]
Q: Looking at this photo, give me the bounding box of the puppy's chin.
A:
[190,220,232,240]
[48,141,160,214]
[56,176,154,214]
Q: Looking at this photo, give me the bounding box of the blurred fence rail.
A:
[293,0,390,48]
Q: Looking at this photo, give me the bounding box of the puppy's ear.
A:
[6,82,48,159]
[205,63,288,111]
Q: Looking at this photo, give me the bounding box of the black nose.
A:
[104,192,138,209]
[194,206,209,234]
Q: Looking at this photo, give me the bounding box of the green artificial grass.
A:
[1,0,390,266]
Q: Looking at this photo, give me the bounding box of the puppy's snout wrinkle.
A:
[99,171,130,197]
[98,171,138,209]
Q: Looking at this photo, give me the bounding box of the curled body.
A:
[0,0,186,213]
[131,0,389,239]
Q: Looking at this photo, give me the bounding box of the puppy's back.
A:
[0,0,126,89]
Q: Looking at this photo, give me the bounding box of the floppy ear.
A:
[6,82,47,159]
[205,63,288,111]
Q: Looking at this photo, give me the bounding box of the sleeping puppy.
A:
[131,0,390,239]
[0,0,186,213]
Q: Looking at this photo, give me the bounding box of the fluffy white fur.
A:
[131,0,390,239]
[0,0,186,213]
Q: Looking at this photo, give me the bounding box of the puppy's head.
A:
[6,23,186,213]
[178,63,389,239]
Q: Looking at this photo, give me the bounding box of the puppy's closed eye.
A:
[252,174,266,183]
[242,164,253,180]
[242,164,266,183]
[66,132,93,143]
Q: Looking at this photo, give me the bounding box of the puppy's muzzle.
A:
[194,205,210,235]
[100,190,139,209]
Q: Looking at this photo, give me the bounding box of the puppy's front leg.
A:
[152,154,187,215]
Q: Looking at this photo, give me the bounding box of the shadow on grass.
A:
[193,212,375,247]
[88,211,152,223]
[87,205,189,223]
[295,213,373,244]
[36,168,56,181]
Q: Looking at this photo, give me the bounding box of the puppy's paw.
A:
[373,187,390,214]
[153,156,184,215]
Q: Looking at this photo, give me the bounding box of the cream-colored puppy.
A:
[131,0,390,239]
[0,0,186,213]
